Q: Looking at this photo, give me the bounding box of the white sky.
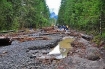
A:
[45,0,61,15]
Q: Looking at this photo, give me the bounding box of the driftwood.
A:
[12,36,49,42]
[81,34,93,41]
[42,26,54,31]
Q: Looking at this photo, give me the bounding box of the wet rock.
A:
[85,47,100,61]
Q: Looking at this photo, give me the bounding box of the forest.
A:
[57,0,105,39]
[0,0,50,31]
[1,0,105,68]
[0,0,105,40]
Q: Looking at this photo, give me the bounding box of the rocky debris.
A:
[70,37,101,60]
[28,49,50,59]
[66,36,105,68]
[71,37,94,49]
[0,51,8,57]
[81,33,93,41]
[69,31,81,37]
[0,26,65,44]
[71,38,87,49]
[99,40,105,47]
[26,34,105,69]
[85,47,100,61]
[0,33,63,69]
[68,30,93,41]
[0,28,105,69]
[12,36,36,42]
[42,26,54,32]
[12,36,49,42]
[57,55,105,69]
[27,39,60,50]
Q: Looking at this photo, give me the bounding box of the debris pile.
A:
[0,27,105,69]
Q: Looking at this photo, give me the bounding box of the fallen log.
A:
[81,34,93,41]
[12,36,49,42]
[42,26,54,31]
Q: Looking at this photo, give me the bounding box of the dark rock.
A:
[30,55,36,59]
[26,49,30,52]
[0,38,12,46]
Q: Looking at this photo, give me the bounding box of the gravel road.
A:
[0,32,105,69]
[0,34,62,69]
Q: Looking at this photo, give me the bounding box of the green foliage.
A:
[57,0,105,33]
[0,0,50,31]
[12,17,20,30]
[0,0,13,30]
[92,35,102,45]
[57,0,105,42]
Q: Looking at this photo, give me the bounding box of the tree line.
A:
[57,0,105,37]
[0,0,50,31]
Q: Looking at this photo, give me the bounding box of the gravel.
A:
[0,32,105,69]
[0,34,62,69]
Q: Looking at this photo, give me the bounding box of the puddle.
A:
[48,36,74,59]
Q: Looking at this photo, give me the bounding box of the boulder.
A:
[85,47,100,61]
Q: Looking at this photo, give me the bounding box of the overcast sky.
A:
[45,0,61,15]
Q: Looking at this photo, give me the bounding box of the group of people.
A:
[58,25,68,30]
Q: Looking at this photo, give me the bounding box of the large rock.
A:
[85,47,100,61]
[27,39,61,50]
[57,55,105,69]
[71,38,90,48]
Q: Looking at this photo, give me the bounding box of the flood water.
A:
[59,37,74,58]
[48,36,74,59]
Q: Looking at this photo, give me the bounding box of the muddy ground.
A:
[0,29,105,69]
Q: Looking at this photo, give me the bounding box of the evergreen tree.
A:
[0,0,50,31]
[58,0,104,33]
